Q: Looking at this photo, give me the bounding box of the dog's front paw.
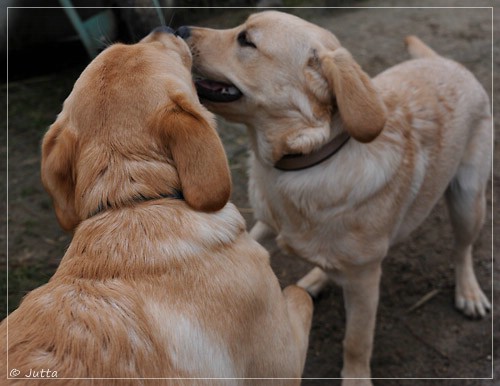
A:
[455,278,491,318]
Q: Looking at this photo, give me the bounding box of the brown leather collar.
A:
[274,132,350,171]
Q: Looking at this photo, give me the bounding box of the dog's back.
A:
[372,37,491,243]
[2,201,312,384]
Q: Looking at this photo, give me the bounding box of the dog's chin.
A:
[194,78,243,102]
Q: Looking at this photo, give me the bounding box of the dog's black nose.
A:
[175,26,191,40]
[151,26,175,35]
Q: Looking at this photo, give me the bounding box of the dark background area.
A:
[2,1,498,384]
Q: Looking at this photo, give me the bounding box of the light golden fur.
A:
[183,11,492,386]
[1,29,313,385]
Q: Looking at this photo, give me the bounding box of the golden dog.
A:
[2,27,313,385]
[178,11,492,385]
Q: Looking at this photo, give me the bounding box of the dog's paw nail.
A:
[455,296,465,310]
[455,294,491,318]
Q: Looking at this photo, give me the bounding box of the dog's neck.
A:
[274,131,350,171]
[87,191,184,219]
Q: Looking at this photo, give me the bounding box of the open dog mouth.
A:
[194,77,243,102]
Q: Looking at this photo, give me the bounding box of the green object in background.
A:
[59,0,166,59]
[59,0,117,58]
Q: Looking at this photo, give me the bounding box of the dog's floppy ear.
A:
[41,119,80,232]
[319,48,386,142]
[159,94,231,212]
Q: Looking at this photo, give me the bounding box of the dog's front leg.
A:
[297,267,331,297]
[340,261,382,386]
[249,220,275,242]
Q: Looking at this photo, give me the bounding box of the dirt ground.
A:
[3,1,498,385]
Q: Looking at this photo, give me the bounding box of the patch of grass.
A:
[39,199,51,210]
[12,234,24,246]
[20,186,39,198]
[22,219,38,231]
[2,261,54,318]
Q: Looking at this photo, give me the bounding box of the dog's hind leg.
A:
[445,116,492,318]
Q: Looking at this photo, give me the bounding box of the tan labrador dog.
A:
[178,10,492,385]
[1,27,313,385]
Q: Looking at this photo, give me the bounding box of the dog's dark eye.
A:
[237,31,256,48]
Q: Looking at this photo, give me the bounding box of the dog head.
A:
[41,27,231,232]
[179,11,386,165]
